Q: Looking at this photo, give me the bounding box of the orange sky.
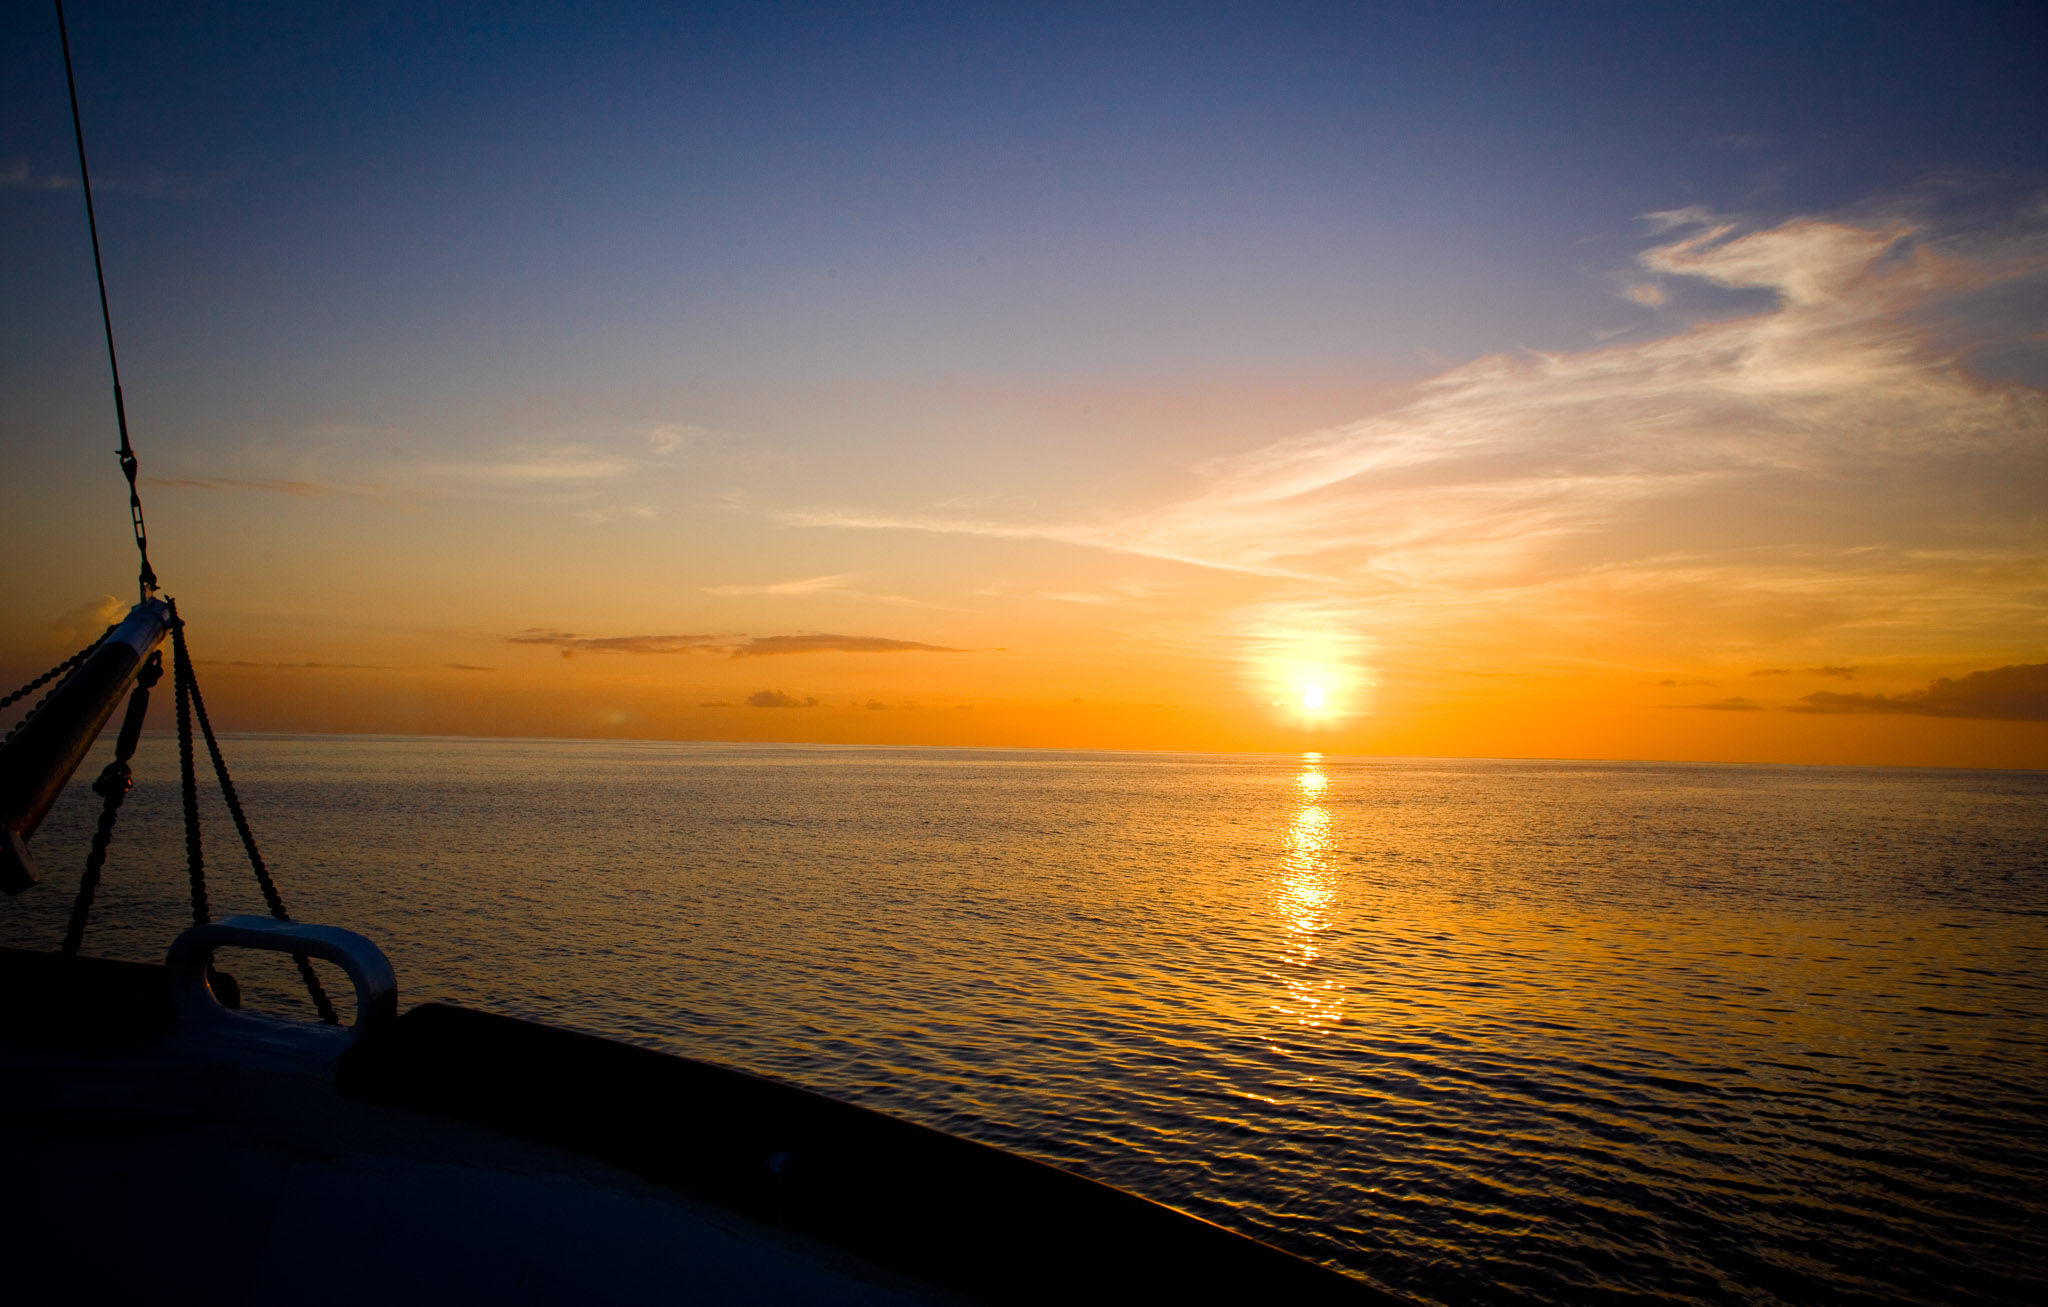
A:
[5,215,2045,766]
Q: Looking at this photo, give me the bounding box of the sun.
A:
[1302,684,1326,712]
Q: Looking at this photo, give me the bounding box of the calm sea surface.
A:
[7,735,2046,1305]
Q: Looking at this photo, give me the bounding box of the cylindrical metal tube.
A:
[0,598,171,893]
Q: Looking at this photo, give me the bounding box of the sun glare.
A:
[1243,614,1373,728]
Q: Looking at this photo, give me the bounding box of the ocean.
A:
[6,734,2045,1305]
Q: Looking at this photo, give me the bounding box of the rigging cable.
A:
[46,8,332,1024]
[54,0,157,602]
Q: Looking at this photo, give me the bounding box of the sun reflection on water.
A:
[1275,752,1344,1029]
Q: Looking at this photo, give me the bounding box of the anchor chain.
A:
[60,651,161,956]
[169,604,334,1021]
[1,624,115,746]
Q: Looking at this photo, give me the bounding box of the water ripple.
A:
[7,738,2045,1305]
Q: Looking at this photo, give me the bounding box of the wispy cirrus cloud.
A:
[506,629,965,658]
[700,573,964,611]
[703,574,853,597]
[1108,217,2037,590]
[732,634,965,657]
[792,209,2048,686]
[143,438,627,501]
[1,158,71,191]
[446,445,635,485]
[145,475,379,497]
[1,156,219,199]
[152,421,723,506]
[1033,579,1174,606]
[646,423,710,455]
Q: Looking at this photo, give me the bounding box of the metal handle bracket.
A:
[166,916,398,1053]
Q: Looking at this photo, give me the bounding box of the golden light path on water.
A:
[1275,752,1344,1030]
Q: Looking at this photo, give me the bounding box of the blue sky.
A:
[10,2,2042,397]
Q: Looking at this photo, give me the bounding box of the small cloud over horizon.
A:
[747,689,818,708]
[216,660,389,671]
[39,595,127,646]
[508,630,722,656]
[730,634,966,657]
[1793,662,2048,721]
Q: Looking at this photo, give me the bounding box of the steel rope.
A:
[55,0,157,601]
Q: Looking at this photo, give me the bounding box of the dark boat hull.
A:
[2,947,1388,1304]
[340,1003,1383,1305]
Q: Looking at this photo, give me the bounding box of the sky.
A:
[3,1,2045,765]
